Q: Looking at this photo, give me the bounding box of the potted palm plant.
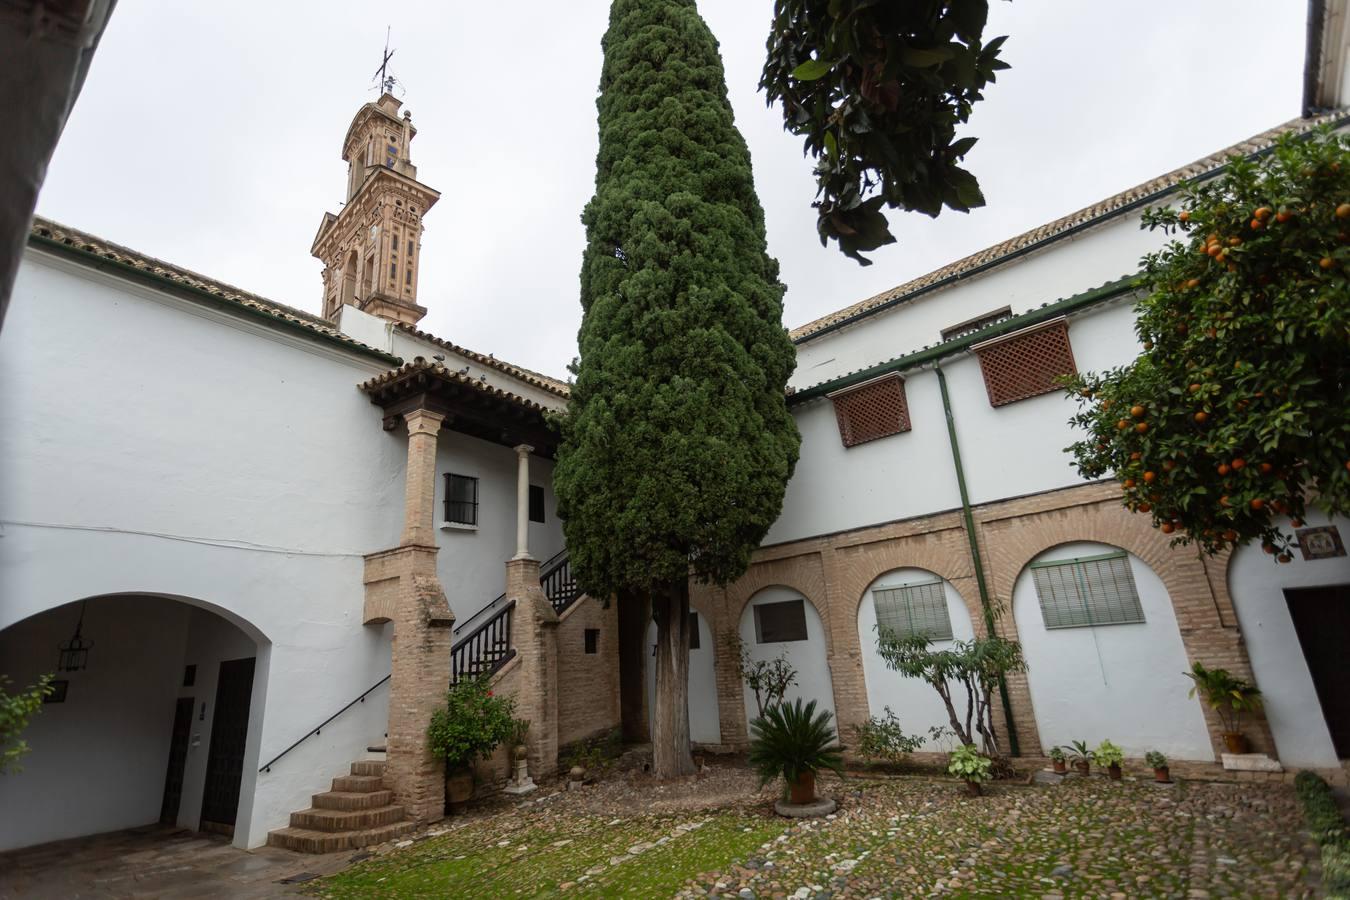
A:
[1049,746,1068,775]
[749,698,844,808]
[1094,740,1124,780]
[1145,750,1170,783]
[948,744,993,796]
[1184,662,1263,753]
[427,677,516,810]
[1067,739,1093,776]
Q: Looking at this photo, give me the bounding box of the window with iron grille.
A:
[873,580,954,641]
[443,473,479,525]
[972,318,1077,407]
[584,628,599,654]
[940,306,1013,342]
[1031,551,1146,629]
[829,374,911,448]
[754,599,808,644]
[689,612,700,649]
[529,484,545,523]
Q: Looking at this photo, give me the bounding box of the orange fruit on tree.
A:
[1130,451,1142,461]
[1231,458,1246,470]
[1163,460,1176,472]
[1254,206,1272,220]
[1336,202,1350,219]
[1260,462,1274,474]
[1217,463,1231,476]
[1220,495,1231,507]
[1188,383,1201,393]
[1194,410,1209,423]
[1131,404,1146,418]
[1143,471,1156,483]
[1139,503,1152,512]
[1179,210,1191,222]
[1123,478,1136,489]
[1250,498,1265,510]
[1185,278,1200,289]
[1117,419,1130,430]
[1276,209,1293,223]
[1250,218,1263,230]
[1135,422,1149,434]
[1320,257,1335,270]
[1160,522,1175,534]
[1228,237,1241,247]
[1222,529,1238,542]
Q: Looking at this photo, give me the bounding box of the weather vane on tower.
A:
[371,26,403,97]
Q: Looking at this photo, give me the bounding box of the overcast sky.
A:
[37,2,1307,378]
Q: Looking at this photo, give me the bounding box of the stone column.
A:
[504,557,559,776]
[513,444,534,561]
[379,409,456,823]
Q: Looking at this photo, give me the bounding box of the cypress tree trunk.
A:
[555,0,800,781]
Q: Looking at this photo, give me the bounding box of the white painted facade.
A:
[856,569,976,752]
[1011,543,1214,760]
[645,614,721,745]
[0,248,563,850]
[1228,512,1350,767]
[737,588,836,729]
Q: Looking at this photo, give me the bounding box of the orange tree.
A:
[1066,128,1349,559]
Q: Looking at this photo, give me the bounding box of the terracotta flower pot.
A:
[445,766,474,809]
[789,770,816,805]
[1074,759,1091,776]
[1222,732,1249,754]
[1052,759,1067,774]
[1107,763,1122,781]
[965,779,983,797]
[1154,766,1171,784]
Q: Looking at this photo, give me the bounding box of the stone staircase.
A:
[266,757,415,853]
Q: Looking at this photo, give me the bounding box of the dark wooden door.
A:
[1285,584,1350,757]
[159,696,194,825]
[200,657,255,832]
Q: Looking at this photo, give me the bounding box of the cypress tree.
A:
[554,0,800,778]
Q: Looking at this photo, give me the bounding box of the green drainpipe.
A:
[935,363,1021,757]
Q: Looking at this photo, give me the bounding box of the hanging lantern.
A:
[57,601,93,672]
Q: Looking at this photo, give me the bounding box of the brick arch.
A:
[843,550,981,634]
[723,553,828,645]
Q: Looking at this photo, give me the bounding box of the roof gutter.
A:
[1304,0,1328,118]
[788,274,1141,406]
[28,232,403,366]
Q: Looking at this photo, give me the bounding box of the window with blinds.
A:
[873,581,954,641]
[1030,551,1146,629]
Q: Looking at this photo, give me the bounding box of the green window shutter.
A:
[1030,551,1145,629]
[873,581,954,641]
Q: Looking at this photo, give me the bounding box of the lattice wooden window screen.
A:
[1030,551,1146,629]
[829,374,911,448]
[873,581,954,641]
[974,319,1077,407]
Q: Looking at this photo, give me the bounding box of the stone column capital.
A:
[513,443,535,457]
[405,408,446,438]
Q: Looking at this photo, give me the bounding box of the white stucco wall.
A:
[0,597,191,851]
[856,569,975,751]
[1012,542,1213,760]
[1228,512,1350,767]
[645,612,721,745]
[737,588,836,730]
[0,249,520,848]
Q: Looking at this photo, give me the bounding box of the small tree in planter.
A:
[1065,739,1093,775]
[948,744,993,796]
[1094,740,1125,781]
[1145,750,1170,783]
[1184,662,1264,753]
[749,698,844,807]
[1049,746,1068,775]
[427,677,517,809]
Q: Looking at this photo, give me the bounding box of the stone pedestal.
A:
[503,755,537,796]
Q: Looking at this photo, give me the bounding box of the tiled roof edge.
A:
[392,323,570,398]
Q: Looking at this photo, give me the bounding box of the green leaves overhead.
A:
[761,0,1010,265]
[1065,129,1350,556]
[554,0,801,600]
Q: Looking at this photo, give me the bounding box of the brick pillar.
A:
[505,557,559,777]
[819,547,870,742]
[381,409,456,823]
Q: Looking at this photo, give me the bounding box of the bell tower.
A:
[311,93,440,326]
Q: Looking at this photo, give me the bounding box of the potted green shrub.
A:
[1094,740,1124,781]
[749,698,844,806]
[427,677,516,809]
[1184,662,1263,753]
[1145,750,1170,783]
[948,744,993,796]
[1067,739,1093,776]
[1049,746,1068,775]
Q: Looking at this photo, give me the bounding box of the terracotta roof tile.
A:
[358,356,552,414]
[393,324,570,397]
[789,112,1347,342]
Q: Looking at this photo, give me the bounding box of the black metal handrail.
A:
[258,673,390,773]
[452,547,572,637]
[451,600,515,684]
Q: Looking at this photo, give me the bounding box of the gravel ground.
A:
[311,762,1322,898]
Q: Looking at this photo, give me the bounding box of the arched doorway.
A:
[856,567,975,751]
[645,611,721,745]
[0,594,268,852]
[1012,542,1211,759]
[737,587,835,727]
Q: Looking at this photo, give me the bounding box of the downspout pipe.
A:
[935,363,1021,757]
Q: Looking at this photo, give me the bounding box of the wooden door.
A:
[159,696,194,825]
[200,657,255,833]
[1285,584,1350,758]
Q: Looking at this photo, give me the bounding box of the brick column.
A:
[505,557,559,776]
[379,409,456,823]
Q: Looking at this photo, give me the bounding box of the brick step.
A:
[312,789,394,811]
[266,820,416,854]
[289,804,406,832]
[332,773,384,792]
[350,759,386,777]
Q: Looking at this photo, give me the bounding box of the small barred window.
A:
[1031,551,1145,629]
[829,374,911,448]
[973,318,1077,407]
[873,581,954,641]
